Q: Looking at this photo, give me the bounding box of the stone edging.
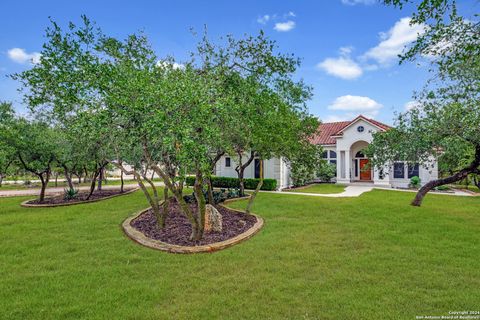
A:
[20,187,139,208]
[122,196,263,254]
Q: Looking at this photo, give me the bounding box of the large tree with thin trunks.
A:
[367,0,480,206]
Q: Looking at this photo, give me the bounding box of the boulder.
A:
[205,204,223,232]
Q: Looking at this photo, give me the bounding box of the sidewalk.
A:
[275,185,474,198]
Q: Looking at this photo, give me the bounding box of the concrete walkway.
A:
[276,185,374,197]
[276,185,474,198]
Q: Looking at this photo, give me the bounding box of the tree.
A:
[10,120,57,202]
[368,0,480,206]
[288,144,324,187]
[0,102,17,187]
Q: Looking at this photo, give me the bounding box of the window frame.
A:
[225,157,231,168]
[393,162,405,179]
[407,163,420,179]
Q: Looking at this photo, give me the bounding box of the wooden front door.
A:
[359,159,371,181]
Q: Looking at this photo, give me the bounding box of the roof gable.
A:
[311,115,391,145]
[333,115,391,135]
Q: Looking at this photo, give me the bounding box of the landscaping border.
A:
[122,196,264,254]
[20,187,139,208]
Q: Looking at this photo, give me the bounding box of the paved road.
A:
[0,183,163,198]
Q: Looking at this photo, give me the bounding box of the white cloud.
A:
[274,20,295,32]
[156,60,185,70]
[317,46,363,80]
[7,48,41,64]
[328,95,383,117]
[404,100,421,111]
[257,14,271,25]
[363,17,425,65]
[317,57,363,80]
[341,0,376,5]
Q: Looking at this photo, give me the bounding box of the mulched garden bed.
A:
[25,189,132,205]
[131,199,257,246]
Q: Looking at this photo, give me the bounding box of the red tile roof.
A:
[311,115,391,145]
[310,121,350,145]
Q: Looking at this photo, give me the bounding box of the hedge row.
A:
[185,176,277,191]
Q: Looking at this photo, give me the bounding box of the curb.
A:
[20,187,139,208]
[122,196,263,254]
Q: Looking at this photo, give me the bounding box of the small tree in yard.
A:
[288,144,324,187]
[0,102,17,187]
[194,31,314,197]
[9,119,57,202]
[368,0,480,206]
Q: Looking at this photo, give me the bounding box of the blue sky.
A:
[0,0,477,124]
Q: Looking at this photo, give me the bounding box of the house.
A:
[214,115,438,190]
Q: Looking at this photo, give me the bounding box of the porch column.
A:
[345,150,351,182]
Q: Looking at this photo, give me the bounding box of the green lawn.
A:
[0,190,479,319]
[286,183,346,194]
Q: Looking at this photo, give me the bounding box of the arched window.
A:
[355,151,365,158]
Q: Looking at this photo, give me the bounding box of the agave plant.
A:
[64,188,79,200]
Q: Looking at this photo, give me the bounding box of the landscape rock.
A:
[205,204,223,232]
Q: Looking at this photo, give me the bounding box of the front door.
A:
[359,159,371,181]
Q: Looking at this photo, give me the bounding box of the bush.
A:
[185,176,277,191]
[434,185,450,191]
[183,188,241,205]
[317,162,336,182]
[64,188,79,200]
[410,176,421,189]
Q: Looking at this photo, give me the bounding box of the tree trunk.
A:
[54,173,58,187]
[0,174,3,187]
[412,168,474,206]
[235,151,255,197]
[206,177,214,204]
[39,172,49,203]
[163,186,169,226]
[63,166,74,190]
[136,173,163,229]
[141,172,163,229]
[246,159,263,214]
[120,169,124,193]
[83,167,88,183]
[142,145,198,236]
[193,171,206,241]
[97,167,103,191]
[412,145,480,206]
[86,169,100,200]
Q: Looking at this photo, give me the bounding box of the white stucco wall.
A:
[215,154,286,190]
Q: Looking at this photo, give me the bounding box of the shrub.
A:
[434,185,450,191]
[183,188,241,205]
[317,162,337,182]
[185,176,277,191]
[64,188,79,200]
[410,176,421,189]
